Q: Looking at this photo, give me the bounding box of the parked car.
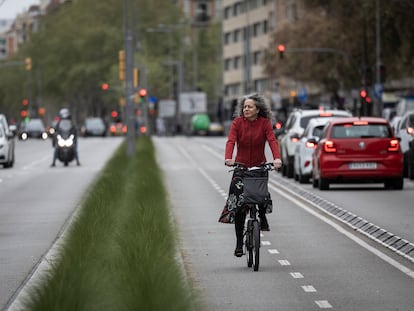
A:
[191,113,210,135]
[311,117,404,190]
[293,117,344,183]
[0,119,15,168]
[208,122,225,136]
[393,110,414,178]
[407,128,414,180]
[395,97,414,117]
[18,118,48,140]
[81,117,107,137]
[278,109,353,178]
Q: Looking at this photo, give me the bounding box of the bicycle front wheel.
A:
[245,220,253,268]
[252,220,260,271]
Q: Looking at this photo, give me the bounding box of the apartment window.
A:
[233,29,241,43]
[254,78,269,92]
[233,2,243,16]
[263,20,268,34]
[234,56,241,69]
[253,51,261,65]
[253,22,261,37]
[224,58,231,71]
[224,6,231,19]
[224,32,231,45]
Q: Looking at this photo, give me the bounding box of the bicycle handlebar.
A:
[228,162,274,172]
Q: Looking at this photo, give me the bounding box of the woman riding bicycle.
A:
[220,93,282,257]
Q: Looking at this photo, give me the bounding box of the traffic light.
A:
[101,83,109,91]
[133,68,139,88]
[111,110,119,118]
[119,50,125,81]
[25,57,32,71]
[364,66,373,86]
[139,88,147,103]
[360,89,367,99]
[21,98,28,118]
[277,44,285,59]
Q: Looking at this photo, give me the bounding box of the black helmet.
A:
[59,108,71,120]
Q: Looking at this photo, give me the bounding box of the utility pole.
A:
[123,0,135,156]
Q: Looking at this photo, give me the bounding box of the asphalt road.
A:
[153,136,414,311]
[2,135,414,311]
[0,137,124,310]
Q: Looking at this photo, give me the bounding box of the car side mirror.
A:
[9,124,17,136]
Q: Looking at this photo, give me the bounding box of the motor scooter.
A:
[56,130,75,166]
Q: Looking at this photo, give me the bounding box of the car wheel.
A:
[286,158,294,178]
[319,177,329,190]
[385,178,403,190]
[298,171,308,184]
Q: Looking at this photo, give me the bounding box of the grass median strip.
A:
[22,137,199,311]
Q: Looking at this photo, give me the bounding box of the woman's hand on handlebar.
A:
[273,158,282,170]
[225,159,235,166]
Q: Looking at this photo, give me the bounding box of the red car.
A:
[311,117,404,190]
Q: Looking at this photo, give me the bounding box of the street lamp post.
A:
[123,0,135,156]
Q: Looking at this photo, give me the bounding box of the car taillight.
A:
[323,140,336,153]
[110,125,116,133]
[388,139,400,152]
[408,127,414,136]
[305,141,316,148]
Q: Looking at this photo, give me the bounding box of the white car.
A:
[393,110,414,177]
[293,117,339,183]
[0,118,15,168]
[278,109,353,178]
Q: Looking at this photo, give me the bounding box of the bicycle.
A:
[231,162,274,271]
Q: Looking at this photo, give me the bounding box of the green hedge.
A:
[23,137,199,311]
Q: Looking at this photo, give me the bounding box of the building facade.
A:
[222,0,302,109]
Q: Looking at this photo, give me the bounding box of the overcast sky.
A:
[0,0,40,19]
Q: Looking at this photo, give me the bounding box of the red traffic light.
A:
[101,83,109,91]
[139,88,147,97]
[360,89,367,98]
[111,110,118,118]
[20,110,28,117]
[277,44,285,59]
[22,98,29,106]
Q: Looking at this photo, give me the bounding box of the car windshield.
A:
[26,119,45,131]
[299,114,348,129]
[331,124,391,138]
[86,118,104,127]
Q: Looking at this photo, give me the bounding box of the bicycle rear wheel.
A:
[252,220,260,271]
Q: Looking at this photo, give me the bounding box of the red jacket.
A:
[225,116,280,167]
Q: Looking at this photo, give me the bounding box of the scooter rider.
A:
[51,108,81,167]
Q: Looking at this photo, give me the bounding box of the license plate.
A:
[349,162,377,170]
